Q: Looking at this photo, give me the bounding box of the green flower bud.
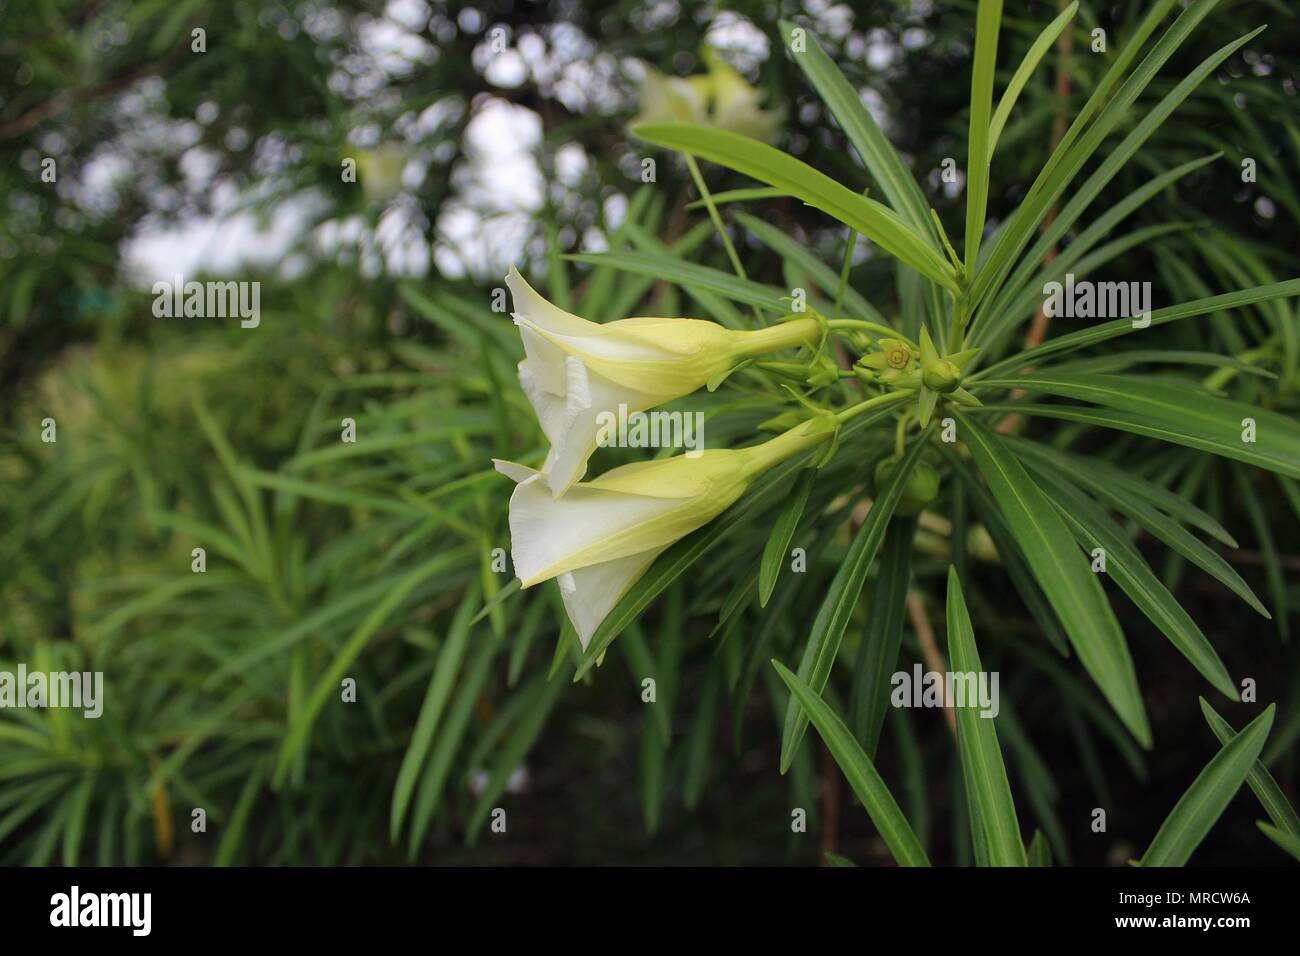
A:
[851,365,877,386]
[922,359,962,394]
[873,456,941,516]
[806,355,841,388]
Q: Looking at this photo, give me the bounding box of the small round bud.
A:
[873,456,941,516]
[922,359,962,393]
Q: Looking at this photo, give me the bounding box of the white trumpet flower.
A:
[507,267,819,495]
[494,420,827,648]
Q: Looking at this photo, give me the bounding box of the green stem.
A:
[827,319,917,348]
[946,290,970,353]
[744,392,910,476]
[836,390,911,424]
[894,408,914,456]
[684,153,761,324]
[835,230,859,314]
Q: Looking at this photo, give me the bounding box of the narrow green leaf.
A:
[1200,698,1300,836]
[390,590,479,840]
[946,566,1026,865]
[565,250,787,311]
[274,553,461,785]
[632,123,960,291]
[982,22,1262,321]
[471,577,520,625]
[465,673,566,844]
[408,618,509,854]
[982,154,1220,349]
[1008,442,1264,616]
[1140,704,1274,866]
[1257,822,1300,862]
[214,764,265,867]
[1030,467,1236,699]
[684,186,788,209]
[777,20,938,247]
[1005,435,1236,546]
[683,670,721,810]
[1027,829,1052,867]
[849,516,916,754]
[772,660,930,866]
[972,279,1300,381]
[780,435,931,771]
[60,772,96,867]
[979,373,1300,479]
[963,0,1004,270]
[987,3,1078,160]
[734,212,886,324]
[971,0,1227,309]
[959,415,1151,746]
[640,707,666,835]
[758,468,815,607]
[1231,465,1289,640]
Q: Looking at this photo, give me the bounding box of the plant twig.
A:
[908,591,957,739]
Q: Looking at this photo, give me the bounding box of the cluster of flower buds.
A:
[854,327,982,426]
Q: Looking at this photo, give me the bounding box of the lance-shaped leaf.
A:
[849,516,916,755]
[963,0,1003,271]
[776,20,938,248]
[1200,698,1300,836]
[1141,704,1274,866]
[946,566,1027,866]
[1007,440,1266,617]
[1029,467,1236,700]
[978,373,1300,479]
[971,279,1300,381]
[390,590,479,839]
[758,467,814,607]
[632,122,960,292]
[987,3,1078,160]
[1027,830,1052,867]
[958,414,1151,746]
[772,660,930,866]
[1258,822,1300,862]
[565,250,789,311]
[779,434,932,771]
[970,0,1228,310]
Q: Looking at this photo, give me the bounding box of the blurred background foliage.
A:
[1,0,1297,864]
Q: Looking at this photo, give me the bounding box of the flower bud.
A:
[922,359,962,394]
[873,455,941,516]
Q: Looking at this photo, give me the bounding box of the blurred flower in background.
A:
[630,46,780,141]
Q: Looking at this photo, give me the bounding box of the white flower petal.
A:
[561,355,593,432]
[557,546,668,648]
[518,354,663,496]
[506,267,594,338]
[493,459,539,483]
[517,325,568,395]
[517,361,566,444]
[507,472,684,586]
[508,268,683,365]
